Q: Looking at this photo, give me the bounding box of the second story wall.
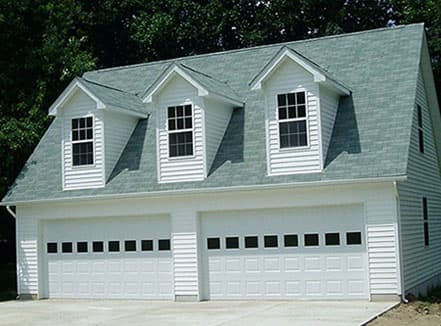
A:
[264,59,322,176]
[62,91,105,190]
[156,75,206,183]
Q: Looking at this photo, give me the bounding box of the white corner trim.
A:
[48,79,106,116]
[143,65,208,104]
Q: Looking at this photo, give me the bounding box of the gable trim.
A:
[142,63,243,107]
[250,48,350,96]
[49,78,105,116]
[49,78,147,118]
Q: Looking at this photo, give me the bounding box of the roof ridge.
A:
[87,24,421,75]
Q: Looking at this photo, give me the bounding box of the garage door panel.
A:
[44,216,173,300]
[202,205,368,300]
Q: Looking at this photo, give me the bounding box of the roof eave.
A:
[0,175,407,207]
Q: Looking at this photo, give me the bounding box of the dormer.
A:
[250,47,350,176]
[49,77,147,190]
[143,63,243,183]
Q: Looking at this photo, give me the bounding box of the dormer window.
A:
[72,117,94,166]
[168,104,194,157]
[277,91,308,148]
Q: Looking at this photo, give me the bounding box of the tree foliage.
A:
[0,1,439,238]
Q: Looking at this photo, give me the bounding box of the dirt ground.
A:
[369,302,441,326]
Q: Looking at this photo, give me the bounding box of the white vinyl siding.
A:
[171,212,200,299]
[264,59,322,175]
[157,75,205,183]
[62,91,105,190]
[398,68,441,292]
[16,215,39,296]
[204,98,233,172]
[103,111,138,180]
[319,86,340,161]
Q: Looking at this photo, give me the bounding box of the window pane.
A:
[141,240,153,251]
[288,106,297,119]
[79,130,86,140]
[72,130,79,141]
[277,94,286,107]
[72,119,78,130]
[158,239,171,251]
[279,108,287,120]
[77,242,88,253]
[346,232,362,245]
[226,237,239,249]
[284,234,298,247]
[176,106,183,117]
[108,241,120,252]
[304,234,319,247]
[207,238,220,250]
[125,240,136,252]
[185,117,192,129]
[279,121,308,148]
[325,233,340,246]
[264,235,278,248]
[86,129,93,140]
[86,117,93,128]
[62,242,73,253]
[296,92,306,105]
[185,105,192,116]
[297,105,306,117]
[47,242,57,254]
[93,241,104,252]
[245,236,258,248]
[177,118,184,129]
[79,118,85,128]
[419,129,424,153]
[287,93,295,106]
[168,119,176,131]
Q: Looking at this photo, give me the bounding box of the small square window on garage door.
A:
[264,235,278,248]
[304,234,319,247]
[245,236,258,248]
[158,239,171,251]
[284,234,298,247]
[62,242,73,253]
[141,240,153,251]
[346,232,362,245]
[77,242,88,253]
[109,241,120,252]
[47,242,57,254]
[93,241,104,253]
[207,238,220,250]
[125,240,137,252]
[325,233,340,246]
[226,237,239,249]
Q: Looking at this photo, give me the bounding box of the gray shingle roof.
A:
[79,78,147,116]
[2,24,425,204]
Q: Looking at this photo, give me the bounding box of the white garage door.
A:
[201,205,368,300]
[43,216,173,299]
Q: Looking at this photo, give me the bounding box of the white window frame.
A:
[276,90,310,151]
[71,115,95,168]
[166,103,195,159]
